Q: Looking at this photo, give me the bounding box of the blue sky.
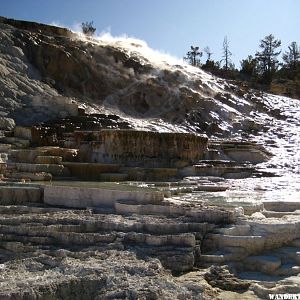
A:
[2,0,299,67]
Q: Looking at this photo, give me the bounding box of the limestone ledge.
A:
[75,129,208,167]
[0,185,42,205]
[43,184,164,208]
[9,147,78,163]
[115,200,234,224]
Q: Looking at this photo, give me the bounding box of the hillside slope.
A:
[0,16,294,136]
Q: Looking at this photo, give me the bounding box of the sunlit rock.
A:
[0,117,15,130]
[43,184,164,208]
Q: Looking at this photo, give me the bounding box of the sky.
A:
[2,0,300,67]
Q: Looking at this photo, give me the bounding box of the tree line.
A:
[184,34,300,98]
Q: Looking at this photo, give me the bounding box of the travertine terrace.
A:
[0,17,300,299]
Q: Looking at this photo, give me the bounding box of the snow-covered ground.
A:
[179,93,300,205]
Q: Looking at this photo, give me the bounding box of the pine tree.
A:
[282,41,300,71]
[185,46,202,66]
[81,21,96,36]
[255,34,281,84]
[240,55,258,78]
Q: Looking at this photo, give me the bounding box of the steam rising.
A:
[50,20,219,84]
[73,29,181,68]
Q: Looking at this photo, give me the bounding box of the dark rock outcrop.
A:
[74,129,208,167]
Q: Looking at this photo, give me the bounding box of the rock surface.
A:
[0,16,300,300]
[0,179,299,299]
[0,16,294,138]
[75,129,208,167]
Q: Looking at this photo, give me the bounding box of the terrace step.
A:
[9,149,48,163]
[215,225,251,236]
[194,184,228,192]
[206,140,271,164]
[199,250,245,266]
[0,205,214,273]
[4,171,52,181]
[13,163,69,177]
[181,165,254,178]
[123,167,178,181]
[0,231,118,247]
[263,201,300,212]
[115,199,233,224]
[35,155,63,164]
[0,186,43,205]
[244,255,281,275]
[204,233,265,254]
[0,209,211,236]
[63,162,120,180]
[43,184,164,208]
[99,173,128,182]
[32,147,78,161]
[0,137,30,148]
[197,160,249,167]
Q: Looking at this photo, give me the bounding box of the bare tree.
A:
[282,41,300,71]
[204,46,213,61]
[221,36,232,71]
